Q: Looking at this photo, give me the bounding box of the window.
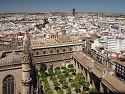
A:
[50,50,53,53]
[3,75,14,94]
[57,50,59,53]
[43,51,46,54]
[70,48,72,51]
[36,52,39,55]
[63,49,65,52]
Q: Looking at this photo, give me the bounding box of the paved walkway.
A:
[45,61,88,94]
[47,74,81,94]
[47,76,57,94]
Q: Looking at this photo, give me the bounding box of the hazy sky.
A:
[0,0,125,13]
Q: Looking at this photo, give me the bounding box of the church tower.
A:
[22,33,31,94]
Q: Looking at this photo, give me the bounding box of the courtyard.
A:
[36,62,98,94]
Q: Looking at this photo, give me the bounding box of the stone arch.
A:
[3,75,14,94]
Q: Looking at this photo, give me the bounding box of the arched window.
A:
[3,75,14,94]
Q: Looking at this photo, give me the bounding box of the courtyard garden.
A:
[36,63,98,94]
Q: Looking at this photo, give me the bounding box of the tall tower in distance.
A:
[73,8,75,16]
[22,33,31,94]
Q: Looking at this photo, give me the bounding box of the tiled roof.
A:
[73,52,125,93]
[102,73,125,93]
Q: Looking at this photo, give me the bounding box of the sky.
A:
[0,0,125,13]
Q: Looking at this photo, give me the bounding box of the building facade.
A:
[0,34,33,94]
[0,35,82,94]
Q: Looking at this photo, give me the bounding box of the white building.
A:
[104,36,125,52]
[92,36,125,53]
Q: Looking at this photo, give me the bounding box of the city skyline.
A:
[0,0,125,13]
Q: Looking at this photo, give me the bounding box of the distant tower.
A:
[73,8,75,16]
[22,33,31,94]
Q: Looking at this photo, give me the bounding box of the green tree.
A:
[63,68,69,76]
[75,84,81,93]
[80,90,88,94]
[55,70,61,75]
[68,64,74,68]
[36,70,40,80]
[57,73,66,79]
[51,75,57,81]
[83,82,90,87]
[57,89,64,94]
[40,63,47,73]
[44,84,50,92]
[48,68,54,76]
[89,88,98,94]
[45,90,54,94]
[68,74,73,79]
[61,66,66,70]
[53,81,60,90]
[41,72,47,79]
[70,79,76,87]
[66,87,71,94]
[69,68,76,72]
[82,82,90,91]
[55,66,60,71]
[43,79,50,92]
[62,81,68,89]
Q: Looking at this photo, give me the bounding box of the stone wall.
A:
[0,68,22,94]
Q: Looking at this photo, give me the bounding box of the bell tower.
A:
[22,33,31,94]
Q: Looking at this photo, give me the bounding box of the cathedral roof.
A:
[0,51,22,66]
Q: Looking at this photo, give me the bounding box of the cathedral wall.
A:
[0,68,22,94]
[32,43,82,64]
[33,52,72,63]
[22,64,30,70]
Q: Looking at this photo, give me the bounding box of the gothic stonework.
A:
[22,33,31,94]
